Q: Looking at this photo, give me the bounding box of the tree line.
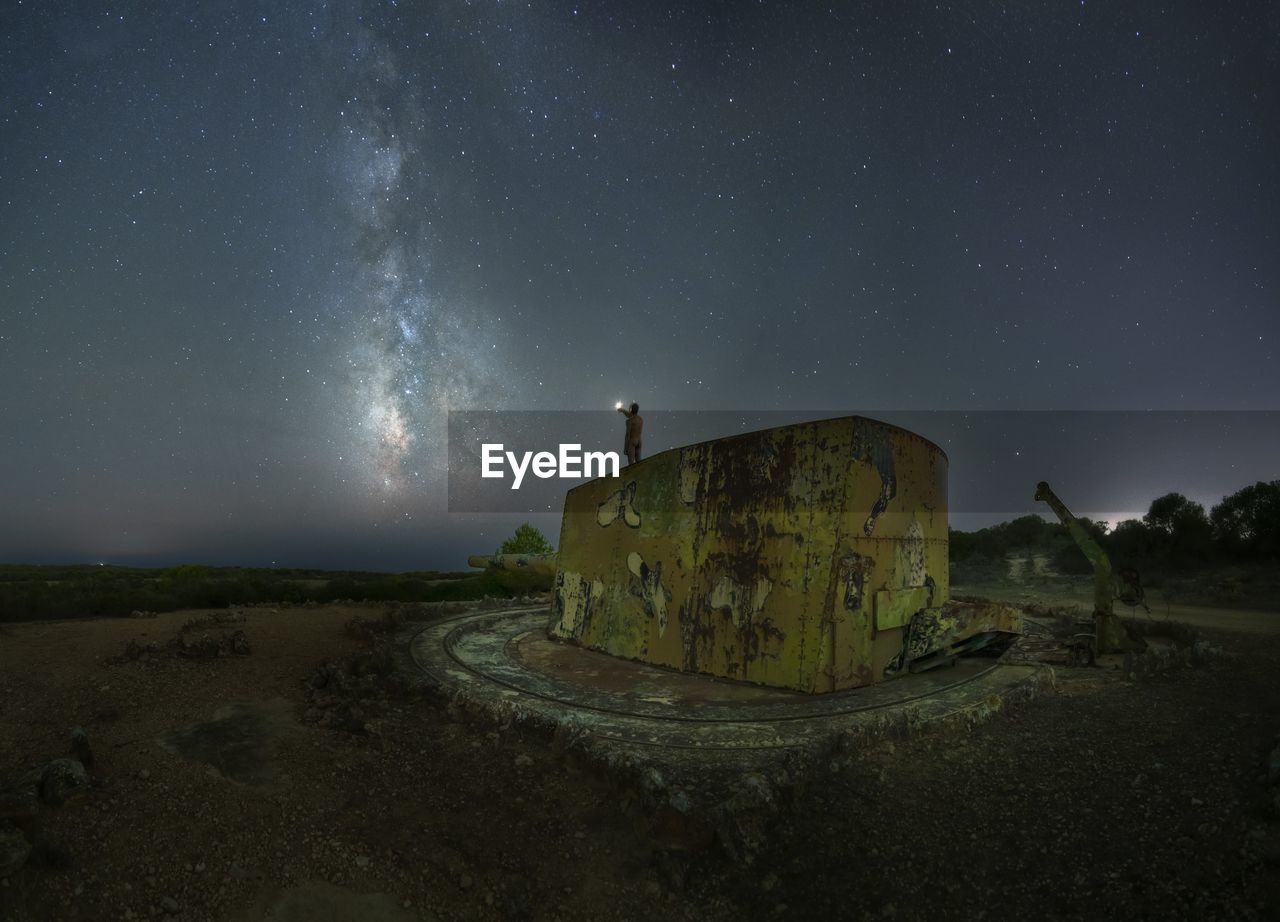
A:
[0,563,542,622]
[1,483,1273,623]
[950,480,1280,573]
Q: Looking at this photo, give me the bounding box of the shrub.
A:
[497,523,555,556]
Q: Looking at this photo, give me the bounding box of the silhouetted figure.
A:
[617,402,643,465]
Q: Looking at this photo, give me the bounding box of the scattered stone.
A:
[0,783,39,821]
[118,639,162,662]
[344,608,405,640]
[255,880,416,921]
[229,861,263,881]
[69,727,94,768]
[180,612,247,633]
[38,759,90,807]
[304,636,416,736]
[459,873,473,890]
[713,773,778,865]
[514,754,533,767]
[27,836,71,870]
[229,629,252,655]
[161,896,179,913]
[175,629,251,659]
[0,820,31,877]
[1267,741,1280,784]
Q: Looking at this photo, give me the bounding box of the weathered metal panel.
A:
[874,587,934,632]
[550,415,1007,693]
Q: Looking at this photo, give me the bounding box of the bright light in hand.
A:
[615,401,623,409]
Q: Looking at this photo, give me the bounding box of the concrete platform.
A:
[402,605,1052,860]
[408,607,1051,754]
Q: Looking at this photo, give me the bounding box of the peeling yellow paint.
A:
[550,416,1016,692]
[596,483,641,528]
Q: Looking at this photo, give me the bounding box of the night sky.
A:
[2,2,1277,570]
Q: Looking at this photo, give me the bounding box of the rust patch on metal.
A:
[627,552,670,636]
[851,424,897,536]
[596,481,641,528]
[550,416,1006,692]
[834,553,874,612]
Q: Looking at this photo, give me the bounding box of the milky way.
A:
[1,2,1276,569]
[335,17,511,500]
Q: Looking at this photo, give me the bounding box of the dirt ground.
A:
[955,572,1280,636]
[2,598,1279,922]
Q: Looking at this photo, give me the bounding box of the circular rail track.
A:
[408,607,1049,753]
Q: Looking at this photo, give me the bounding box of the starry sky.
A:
[2,1,1277,570]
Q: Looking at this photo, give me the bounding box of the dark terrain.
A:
[2,593,1278,921]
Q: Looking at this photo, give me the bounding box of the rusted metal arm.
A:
[1034,480,1145,654]
[1034,481,1112,616]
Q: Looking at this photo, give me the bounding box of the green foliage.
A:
[948,515,1063,563]
[0,564,546,622]
[951,481,1280,579]
[1106,519,1157,566]
[497,522,554,556]
[1144,493,1204,534]
[1001,514,1055,549]
[1050,542,1094,575]
[948,527,978,562]
[1138,492,1213,564]
[424,568,550,601]
[1210,481,1280,559]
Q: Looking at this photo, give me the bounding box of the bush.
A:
[498,523,554,556]
[1210,481,1280,559]
[0,564,552,622]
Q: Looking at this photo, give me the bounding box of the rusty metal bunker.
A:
[549,415,1018,693]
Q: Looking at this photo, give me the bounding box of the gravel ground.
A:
[732,629,1280,921]
[2,605,1279,921]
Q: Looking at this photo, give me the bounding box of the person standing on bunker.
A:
[617,402,643,465]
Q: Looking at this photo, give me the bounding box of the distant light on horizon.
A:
[1080,513,1146,532]
[950,511,1149,533]
[1,3,1275,570]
